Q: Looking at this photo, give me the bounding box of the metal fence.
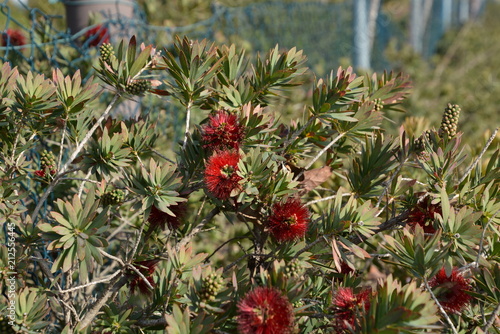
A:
[0,0,487,76]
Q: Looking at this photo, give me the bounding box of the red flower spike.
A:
[2,29,25,47]
[331,287,371,332]
[84,25,110,47]
[34,170,46,178]
[407,196,441,234]
[267,198,310,242]
[204,150,242,200]
[237,286,295,334]
[128,259,158,295]
[201,110,245,150]
[429,267,472,314]
[147,202,187,231]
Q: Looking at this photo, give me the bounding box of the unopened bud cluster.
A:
[414,103,461,153]
[35,150,57,179]
[284,259,302,278]
[439,103,461,137]
[101,189,125,206]
[41,150,56,171]
[372,98,384,112]
[414,129,431,153]
[125,80,151,96]
[99,43,115,63]
[199,273,224,302]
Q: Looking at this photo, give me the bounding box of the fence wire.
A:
[0,0,485,78]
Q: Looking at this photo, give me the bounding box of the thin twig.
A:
[77,275,128,330]
[60,94,120,176]
[459,127,499,184]
[100,249,125,266]
[31,252,62,290]
[77,170,93,198]
[283,114,316,149]
[15,132,38,167]
[376,157,408,208]
[57,117,68,170]
[351,210,410,244]
[205,236,248,262]
[401,178,426,186]
[62,177,100,184]
[106,210,141,241]
[126,263,155,290]
[183,100,193,149]
[303,132,346,171]
[59,271,121,294]
[30,167,80,223]
[294,232,336,259]
[175,207,220,252]
[305,193,351,206]
[129,218,145,262]
[223,253,274,273]
[150,148,176,164]
[293,131,346,184]
[59,299,80,323]
[475,209,500,267]
[31,94,120,223]
[483,301,500,333]
[423,277,458,334]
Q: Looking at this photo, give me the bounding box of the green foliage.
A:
[37,188,109,281]
[127,158,186,215]
[361,276,441,333]
[0,35,498,334]
[382,226,447,279]
[82,127,132,180]
[347,134,398,198]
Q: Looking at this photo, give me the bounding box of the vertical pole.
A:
[410,0,424,54]
[368,0,381,52]
[441,0,452,31]
[458,0,469,23]
[470,0,484,19]
[353,0,370,70]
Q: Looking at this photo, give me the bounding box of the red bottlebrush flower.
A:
[1,29,25,47]
[84,25,110,47]
[147,202,187,231]
[34,170,46,178]
[407,196,441,234]
[339,262,354,275]
[128,259,158,295]
[237,286,295,334]
[201,110,245,150]
[429,267,472,314]
[267,198,310,242]
[331,287,371,332]
[204,150,242,200]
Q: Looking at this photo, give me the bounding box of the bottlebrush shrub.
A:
[0,35,499,334]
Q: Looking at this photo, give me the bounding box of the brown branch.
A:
[483,301,500,333]
[77,274,128,330]
[175,207,220,252]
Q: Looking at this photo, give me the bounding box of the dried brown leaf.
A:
[301,166,333,193]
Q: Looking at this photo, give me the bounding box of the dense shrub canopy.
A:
[0,35,499,334]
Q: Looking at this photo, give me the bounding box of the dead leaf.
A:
[300,166,333,193]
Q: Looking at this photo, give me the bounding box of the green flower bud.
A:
[125,80,151,96]
[284,259,302,278]
[199,273,224,302]
[101,189,125,206]
[440,103,461,137]
[99,43,115,64]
